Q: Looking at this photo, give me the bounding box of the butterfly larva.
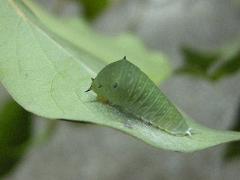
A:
[86,56,192,136]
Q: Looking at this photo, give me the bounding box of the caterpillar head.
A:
[85,56,128,103]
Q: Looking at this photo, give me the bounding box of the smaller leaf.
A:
[224,99,240,161]
[182,47,219,69]
[0,99,32,178]
[77,0,110,21]
[176,47,219,79]
[211,51,240,81]
[178,45,240,81]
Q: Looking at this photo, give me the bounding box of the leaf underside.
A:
[0,0,240,152]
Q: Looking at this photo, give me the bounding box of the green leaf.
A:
[1,0,240,152]
[211,51,240,81]
[177,45,240,81]
[77,0,110,21]
[0,99,32,178]
[176,47,220,79]
[224,100,240,161]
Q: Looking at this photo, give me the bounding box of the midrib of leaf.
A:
[22,0,108,74]
[10,0,97,77]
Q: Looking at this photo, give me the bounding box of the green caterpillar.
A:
[86,56,192,136]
